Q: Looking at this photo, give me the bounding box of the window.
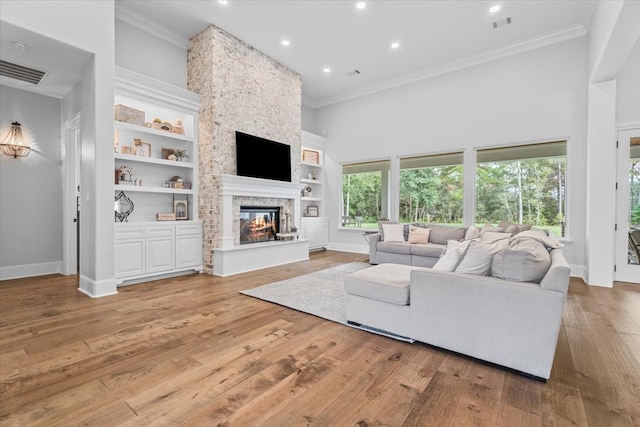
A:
[399,152,463,225]
[629,138,640,228]
[476,141,567,236]
[341,160,390,228]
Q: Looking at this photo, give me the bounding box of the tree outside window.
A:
[399,152,463,225]
[341,160,390,228]
[476,141,567,236]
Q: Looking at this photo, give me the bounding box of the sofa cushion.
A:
[381,223,405,242]
[464,225,480,240]
[408,226,431,244]
[481,231,512,243]
[479,223,504,237]
[345,264,421,305]
[426,224,466,244]
[492,238,551,283]
[410,243,445,257]
[376,241,412,254]
[455,239,509,276]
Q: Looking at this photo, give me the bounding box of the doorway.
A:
[63,114,81,275]
[615,128,640,284]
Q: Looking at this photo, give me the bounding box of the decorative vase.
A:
[121,173,131,182]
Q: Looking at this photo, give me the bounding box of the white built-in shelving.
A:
[300,131,328,250]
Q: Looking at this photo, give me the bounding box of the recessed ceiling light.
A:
[218,0,228,5]
[390,42,400,49]
[323,68,331,73]
[489,5,501,13]
[356,2,366,10]
[281,40,290,46]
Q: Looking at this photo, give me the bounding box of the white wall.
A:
[1,0,116,296]
[616,37,640,124]
[0,86,63,279]
[302,104,316,133]
[315,38,588,271]
[115,19,187,89]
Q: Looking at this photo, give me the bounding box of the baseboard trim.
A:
[326,242,368,254]
[569,264,586,281]
[78,275,118,298]
[0,262,63,281]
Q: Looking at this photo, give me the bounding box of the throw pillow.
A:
[455,239,510,276]
[408,226,431,244]
[479,222,504,238]
[381,223,406,242]
[480,231,512,243]
[492,239,552,283]
[433,247,466,272]
[464,225,480,240]
[378,220,398,241]
[427,224,467,244]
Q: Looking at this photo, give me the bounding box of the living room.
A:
[1,1,639,425]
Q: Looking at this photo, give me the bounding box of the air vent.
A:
[0,59,47,85]
[492,17,512,29]
[347,69,361,76]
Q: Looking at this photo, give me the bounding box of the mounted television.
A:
[235,131,292,182]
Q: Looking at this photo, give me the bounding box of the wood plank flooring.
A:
[1,250,638,426]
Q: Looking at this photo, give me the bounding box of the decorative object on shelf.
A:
[166,175,191,189]
[133,138,151,157]
[114,191,134,222]
[305,205,319,217]
[302,149,320,164]
[1,121,32,158]
[174,199,188,220]
[307,170,317,180]
[152,118,173,132]
[163,147,189,161]
[134,178,142,186]
[144,122,152,128]
[156,212,176,221]
[121,146,133,155]
[114,104,145,126]
[118,165,134,183]
[290,226,297,233]
[303,185,313,197]
[172,118,185,135]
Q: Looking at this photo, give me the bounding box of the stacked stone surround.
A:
[187,24,302,274]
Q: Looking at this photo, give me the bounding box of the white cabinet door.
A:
[176,234,202,269]
[301,217,328,250]
[115,239,145,278]
[146,237,175,273]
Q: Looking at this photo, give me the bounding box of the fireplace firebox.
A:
[240,206,280,244]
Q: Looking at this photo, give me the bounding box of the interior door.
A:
[615,129,640,284]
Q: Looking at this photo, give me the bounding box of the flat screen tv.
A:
[236,131,291,182]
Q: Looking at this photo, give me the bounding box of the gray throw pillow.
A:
[427,224,467,244]
[491,239,551,283]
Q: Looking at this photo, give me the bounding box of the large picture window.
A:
[399,152,463,225]
[476,141,567,236]
[341,160,390,228]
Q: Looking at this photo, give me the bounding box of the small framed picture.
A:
[305,205,319,217]
[302,149,320,165]
[134,138,151,157]
[174,200,188,220]
[121,146,133,155]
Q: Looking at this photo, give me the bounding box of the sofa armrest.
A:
[368,233,382,263]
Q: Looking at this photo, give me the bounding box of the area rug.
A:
[240,262,369,325]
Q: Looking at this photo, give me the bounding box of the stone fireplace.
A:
[239,206,280,244]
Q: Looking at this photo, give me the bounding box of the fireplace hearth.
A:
[239,206,280,244]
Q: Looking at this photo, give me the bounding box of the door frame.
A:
[62,113,81,275]
[615,124,640,284]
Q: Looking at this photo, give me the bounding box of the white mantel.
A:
[213,175,309,276]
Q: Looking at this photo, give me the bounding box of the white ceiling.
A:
[1,1,594,106]
[116,0,595,107]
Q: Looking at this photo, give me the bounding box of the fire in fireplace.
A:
[240,206,280,244]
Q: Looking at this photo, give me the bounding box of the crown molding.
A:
[309,24,587,109]
[115,3,188,49]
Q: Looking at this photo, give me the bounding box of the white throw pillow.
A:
[408,226,430,244]
[433,247,466,272]
[455,239,510,276]
[464,225,480,240]
[381,223,406,242]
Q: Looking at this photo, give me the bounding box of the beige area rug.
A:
[240,262,369,325]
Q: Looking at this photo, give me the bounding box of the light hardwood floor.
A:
[1,250,638,426]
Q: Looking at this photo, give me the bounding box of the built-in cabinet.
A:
[114,67,202,285]
[300,131,328,250]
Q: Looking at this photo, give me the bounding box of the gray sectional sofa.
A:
[368,223,467,267]
[346,247,571,380]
